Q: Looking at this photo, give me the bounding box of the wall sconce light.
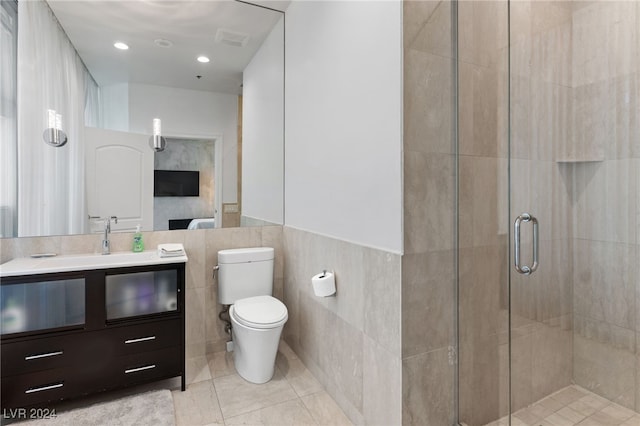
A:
[149,118,166,152]
[43,109,68,147]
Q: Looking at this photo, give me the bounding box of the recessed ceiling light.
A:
[154,38,173,48]
[114,42,129,50]
[197,56,210,63]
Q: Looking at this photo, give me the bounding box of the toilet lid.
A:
[233,295,288,329]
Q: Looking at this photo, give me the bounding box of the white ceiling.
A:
[47,0,287,94]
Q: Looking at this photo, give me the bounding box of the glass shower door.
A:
[458,1,639,425]
[508,1,639,424]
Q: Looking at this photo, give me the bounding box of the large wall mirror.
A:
[0,0,284,238]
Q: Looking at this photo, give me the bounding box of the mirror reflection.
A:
[0,0,284,238]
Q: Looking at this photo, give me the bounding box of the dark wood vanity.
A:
[0,261,186,410]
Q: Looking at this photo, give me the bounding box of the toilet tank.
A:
[217,247,274,304]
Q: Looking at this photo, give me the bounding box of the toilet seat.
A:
[231,295,288,329]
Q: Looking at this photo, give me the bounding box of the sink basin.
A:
[0,250,188,277]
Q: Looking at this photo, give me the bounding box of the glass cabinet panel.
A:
[0,279,85,335]
[105,270,177,320]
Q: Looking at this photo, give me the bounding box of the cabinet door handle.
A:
[125,364,156,374]
[25,383,64,394]
[124,336,156,344]
[25,351,63,361]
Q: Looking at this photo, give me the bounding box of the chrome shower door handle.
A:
[514,213,539,275]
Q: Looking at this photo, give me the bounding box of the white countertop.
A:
[0,250,188,277]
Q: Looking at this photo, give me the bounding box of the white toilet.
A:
[217,247,288,384]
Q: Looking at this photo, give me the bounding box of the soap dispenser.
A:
[132,225,144,252]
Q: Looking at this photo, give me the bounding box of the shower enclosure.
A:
[456,1,640,425]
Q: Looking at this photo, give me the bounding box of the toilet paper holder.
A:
[312,269,336,297]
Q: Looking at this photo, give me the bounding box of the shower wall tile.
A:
[573,240,637,330]
[530,13,572,87]
[402,2,458,424]
[510,75,533,158]
[458,0,508,70]
[511,332,534,412]
[458,62,503,158]
[531,322,573,403]
[459,332,507,425]
[510,160,573,244]
[511,82,573,162]
[573,160,639,244]
[404,0,452,58]
[511,239,573,326]
[536,83,573,161]
[404,49,455,156]
[572,1,639,87]
[403,151,456,254]
[402,250,455,358]
[458,244,508,341]
[600,74,640,161]
[571,81,609,161]
[282,227,402,425]
[402,347,455,426]
[574,330,636,410]
[636,333,640,413]
[458,156,509,249]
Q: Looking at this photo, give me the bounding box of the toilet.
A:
[217,247,287,384]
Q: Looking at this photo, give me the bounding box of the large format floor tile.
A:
[172,341,353,426]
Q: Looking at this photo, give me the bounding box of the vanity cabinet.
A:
[0,262,185,410]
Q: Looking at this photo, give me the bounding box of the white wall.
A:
[127,84,238,204]
[100,83,129,131]
[242,16,284,225]
[284,0,403,253]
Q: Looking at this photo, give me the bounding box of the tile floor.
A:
[485,385,640,426]
[172,341,354,426]
[8,341,352,426]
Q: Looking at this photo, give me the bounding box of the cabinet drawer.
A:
[1,335,79,377]
[109,346,182,388]
[1,367,77,409]
[104,318,181,355]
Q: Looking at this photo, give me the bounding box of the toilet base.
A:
[230,310,285,384]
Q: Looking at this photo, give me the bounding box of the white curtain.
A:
[0,1,17,238]
[17,0,99,236]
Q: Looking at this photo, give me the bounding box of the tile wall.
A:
[281,227,402,426]
[569,1,640,411]
[403,1,457,424]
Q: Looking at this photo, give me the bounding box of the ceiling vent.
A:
[215,28,250,47]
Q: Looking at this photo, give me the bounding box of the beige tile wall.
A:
[281,227,402,426]
[570,0,640,412]
[0,226,284,387]
[403,1,458,425]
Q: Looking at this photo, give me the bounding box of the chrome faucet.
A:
[102,216,118,255]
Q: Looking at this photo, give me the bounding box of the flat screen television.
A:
[154,170,200,197]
